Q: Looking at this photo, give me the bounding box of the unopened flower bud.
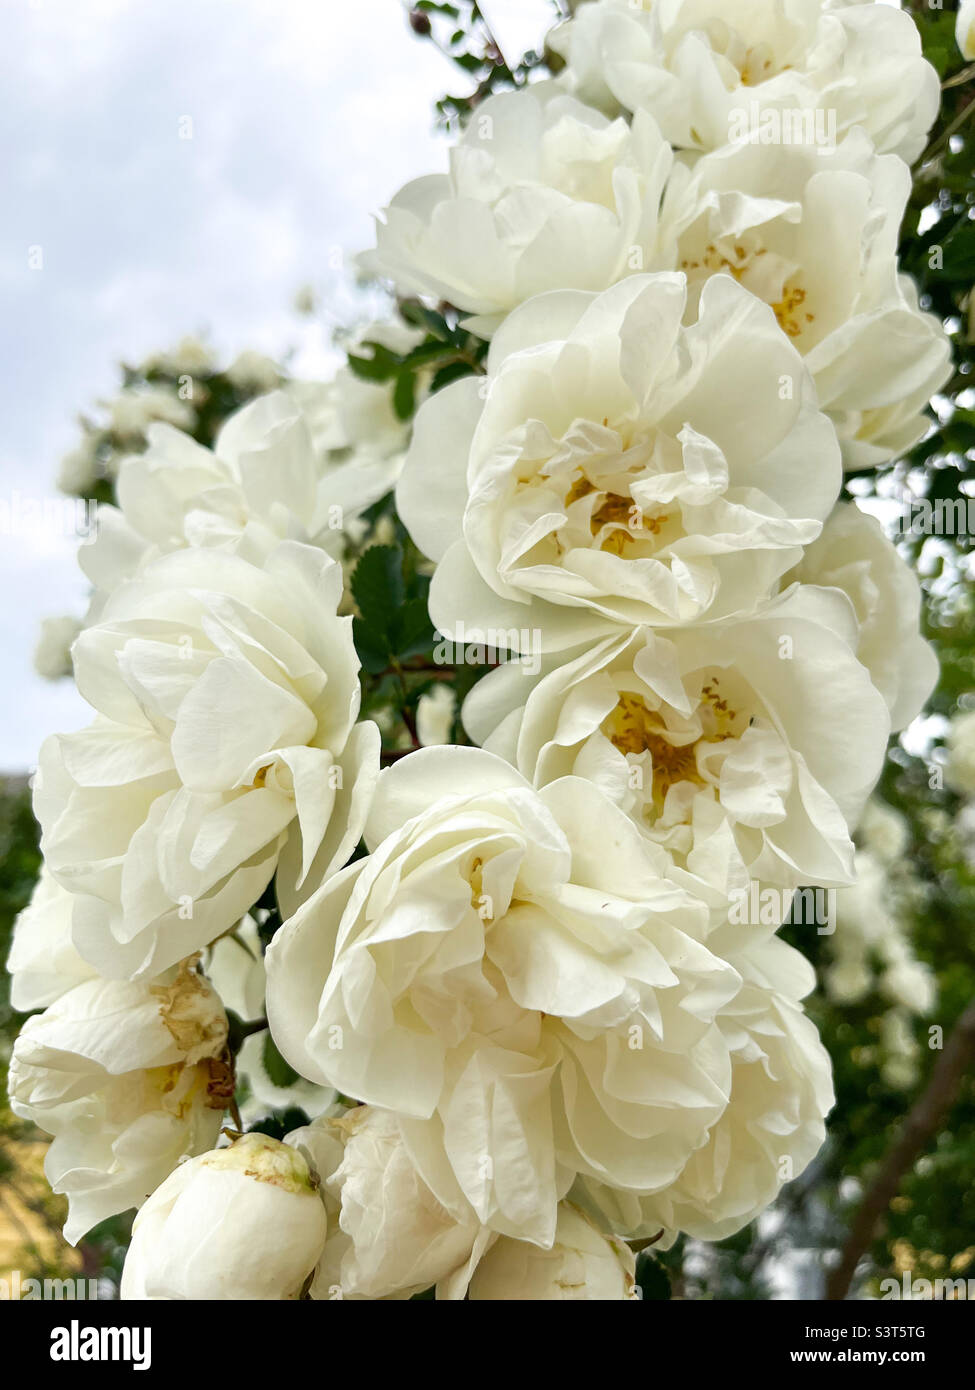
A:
[121,1133,327,1300]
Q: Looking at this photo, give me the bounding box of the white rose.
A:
[416,683,457,747]
[468,1202,637,1300]
[121,1132,327,1300]
[363,87,693,335]
[204,915,267,1023]
[8,961,229,1243]
[287,318,424,464]
[33,615,82,681]
[577,934,833,1243]
[37,540,380,979]
[880,941,936,1017]
[225,349,281,394]
[675,132,950,468]
[827,847,935,1016]
[286,373,403,478]
[291,1106,486,1301]
[6,869,96,1011]
[399,273,840,651]
[946,709,975,796]
[268,746,768,1248]
[833,848,896,953]
[80,388,397,616]
[791,503,938,731]
[824,953,872,1005]
[57,437,99,496]
[809,276,950,471]
[106,385,196,443]
[463,586,891,888]
[958,0,975,61]
[857,798,909,865]
[550,0,939,163]
[879,1008,920,1091]
[140,336,215,378]
[282,331,424,552]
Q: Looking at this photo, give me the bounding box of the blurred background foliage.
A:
[2,0,973,1299]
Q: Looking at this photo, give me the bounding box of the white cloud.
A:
[0,0,456,767]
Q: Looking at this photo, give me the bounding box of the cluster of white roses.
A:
[7,0,951,1300]
[825,798,936,1091]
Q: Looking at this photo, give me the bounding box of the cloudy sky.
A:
[0,0,556,770]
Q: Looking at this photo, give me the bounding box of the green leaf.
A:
[940,220,975,283]
[351,544,405,636]
[346,342,402,383]
[399,301,455,340]
[246,1107,312,1141]
[431,359,479,393]
[453,51,487,74]
[402,339,463,369]
[353,615,391,674]
[393,370,417,421]
[393,597,436,659]
[635,1253,671,1301]
[262,1033,301,1089]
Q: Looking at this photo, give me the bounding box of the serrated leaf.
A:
[351,544,404,636]
[353,615,391,674]
[393,597,436,659]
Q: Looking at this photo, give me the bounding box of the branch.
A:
[825,996,975,1301]
[376,664,455,681]
[942,62,975,92]
[917,90,975,170]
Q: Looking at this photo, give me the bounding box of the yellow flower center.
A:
[681,244,814,339]
[604,679,747,816]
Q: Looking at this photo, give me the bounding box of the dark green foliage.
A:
[346,304,488,416]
